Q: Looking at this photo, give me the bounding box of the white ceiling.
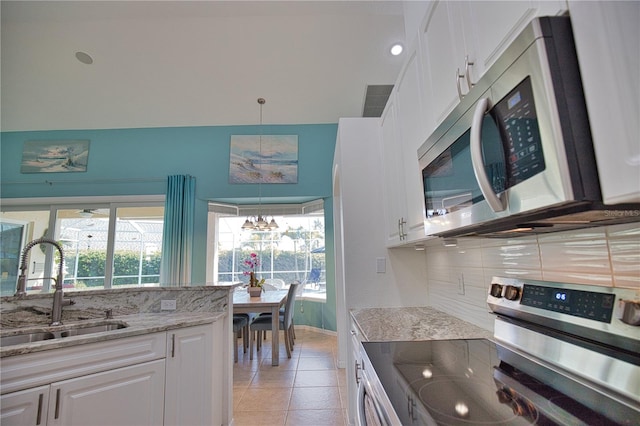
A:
[1,1,407,132]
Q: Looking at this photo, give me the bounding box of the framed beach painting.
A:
[20,139,90,173]
[229,135,298,184]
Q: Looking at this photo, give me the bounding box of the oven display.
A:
[553,291,569,303]
[521,285,614,323]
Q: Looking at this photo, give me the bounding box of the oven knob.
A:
[504,285,521,301]
[620,300,640,326]
[490,283,503,298]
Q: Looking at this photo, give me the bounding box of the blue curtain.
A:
[160,175,195,286]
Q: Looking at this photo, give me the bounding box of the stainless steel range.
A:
[358,277,640,425]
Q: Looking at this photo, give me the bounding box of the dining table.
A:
[232,288,288,366]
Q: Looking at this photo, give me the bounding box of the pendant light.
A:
[241,98,279,231]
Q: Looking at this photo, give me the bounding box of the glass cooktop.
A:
[362,339,631,425]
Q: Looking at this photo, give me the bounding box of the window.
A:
[0,198,164,296]
[213,205,326,301]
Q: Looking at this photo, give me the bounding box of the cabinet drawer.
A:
[1,333,166,395]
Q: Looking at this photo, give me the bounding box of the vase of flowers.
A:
[244,253,264,296]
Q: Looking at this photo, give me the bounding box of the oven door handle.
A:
[470,97,507,212]
[356,372,390,426]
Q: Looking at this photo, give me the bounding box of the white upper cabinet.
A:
[380,94,407,246]
[568,0,640,204]
[394,45,428,244]
[421,1,467,133]
[465,1,567,80]
[421,0,568,133]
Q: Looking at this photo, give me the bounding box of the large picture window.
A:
[214,207,326,301]
[0,198,164,296]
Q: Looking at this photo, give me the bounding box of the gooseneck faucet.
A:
[16,237,72,326]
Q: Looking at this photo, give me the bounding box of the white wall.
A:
[335,118,428,312]
[423,222,640,331]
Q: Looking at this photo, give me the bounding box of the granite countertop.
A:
[0,311,225,358]
[350,306,493,342]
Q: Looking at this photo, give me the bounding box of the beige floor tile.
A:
[297,356,336,370]
[294,370,339,387]
[289,386,342,410]
[233,410,287,426]
[285,408,346,426]
[236,387,293,411]
[251,368,297,388]
[233,328,343,425]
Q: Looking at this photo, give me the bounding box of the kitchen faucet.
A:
[15,237,73,326]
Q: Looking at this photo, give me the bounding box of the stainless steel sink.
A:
[0,320,128,347]
[56,322,128,338]
[1,331,56,346]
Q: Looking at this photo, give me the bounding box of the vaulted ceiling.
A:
[1,1,407,132]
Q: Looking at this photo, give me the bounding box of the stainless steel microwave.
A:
[418,16,639,238]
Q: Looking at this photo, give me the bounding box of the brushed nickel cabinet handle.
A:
[456,68,466,100]
[36,393,43,425]
[54,389,61,419]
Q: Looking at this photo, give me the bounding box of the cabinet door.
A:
[422,1,467,129]
[48,359,165,426]
[465,0,567,79]
[347,319,364,426]
[395,48,428,242]
[164,323,220,426]
[380,95,407,246]
[569,0,640,204]
[1,385,49,426]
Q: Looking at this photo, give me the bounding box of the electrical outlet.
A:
[457,273,465,295]
[161,299,177,310]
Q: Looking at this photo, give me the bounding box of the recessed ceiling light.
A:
[390,43,403,56]
[75,51,93,65]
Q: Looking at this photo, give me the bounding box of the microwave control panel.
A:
[493,77,546,188]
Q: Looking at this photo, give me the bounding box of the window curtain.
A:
[160,175,195,286]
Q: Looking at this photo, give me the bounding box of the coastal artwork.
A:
[229,135,298,184]
[20,140,90,173]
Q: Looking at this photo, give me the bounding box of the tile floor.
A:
[232,327,348,426]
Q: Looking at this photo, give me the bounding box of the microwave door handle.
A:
[470,98,506,212]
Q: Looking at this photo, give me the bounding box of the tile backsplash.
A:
[424,222,640,331]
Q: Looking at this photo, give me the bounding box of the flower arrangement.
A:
[243,253,265,289]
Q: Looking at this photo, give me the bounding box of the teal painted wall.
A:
[1,124,338,331]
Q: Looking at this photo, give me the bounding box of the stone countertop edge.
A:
[0,311,225,358]
[350,306,494,342]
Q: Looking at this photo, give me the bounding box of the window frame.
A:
[1,195,164,293]
[208,199,326,302]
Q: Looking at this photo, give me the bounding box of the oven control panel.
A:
[489,281,615,323]
[488,277,640,330]
[520,284,614,323]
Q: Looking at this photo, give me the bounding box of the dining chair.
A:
[249,283,299,359]
[232,314,249,363]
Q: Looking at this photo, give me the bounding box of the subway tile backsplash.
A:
[424,222,640,330]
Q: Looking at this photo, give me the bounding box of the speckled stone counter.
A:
[350,307,493,342]
[0,312,225,358]
[0,284,238,358]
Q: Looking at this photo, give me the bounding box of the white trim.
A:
[293,324,337,337]
[208,199,324,216]
[1,195,165,208]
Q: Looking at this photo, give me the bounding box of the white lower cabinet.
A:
[1,322,223,426]
[1,385,50,426]
[49,360,165,426]
[347,318,364,426]
[164,322,223,426]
